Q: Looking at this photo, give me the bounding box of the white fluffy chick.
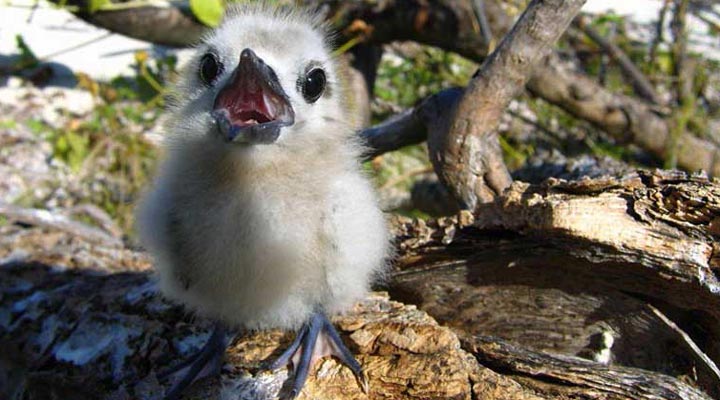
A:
[136,5,389,399]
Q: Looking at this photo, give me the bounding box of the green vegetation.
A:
[190,0,225,27]
[3,38,171,235]
[374,46,475,120]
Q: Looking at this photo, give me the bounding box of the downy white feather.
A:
[137,5,389,331]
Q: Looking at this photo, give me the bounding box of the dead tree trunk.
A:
[390,169,720,399]
[0,170,718,399]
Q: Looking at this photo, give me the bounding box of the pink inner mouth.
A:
[217,87,271,126]
[214,79,291,128]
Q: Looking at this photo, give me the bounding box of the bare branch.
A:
[648,304,720,388]
[649,0,671,72]
[575,15,662,105]
[432,0,586,210]
[667,0,695,169]
[527,54,720,177]
[360,88,462,161]
[0,203,123,247]
[471,0,494,50]
[75,4,206,47]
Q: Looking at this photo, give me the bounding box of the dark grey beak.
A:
[212,48,295,144]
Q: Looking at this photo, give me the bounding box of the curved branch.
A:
[360,88,462,161]
[574,15,662,105]
[431,0,585,210]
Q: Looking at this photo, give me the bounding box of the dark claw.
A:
[288,313,323,397]
[162,322,228,400]
[269,312,368,398]
[321,316,369,394]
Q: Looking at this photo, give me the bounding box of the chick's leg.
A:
[269,312,368,399]
[161,322,228,400]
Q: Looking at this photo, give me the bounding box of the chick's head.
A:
[166,6,352,159]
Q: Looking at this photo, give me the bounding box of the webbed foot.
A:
[160,322,228,400]
[268,312,368,399]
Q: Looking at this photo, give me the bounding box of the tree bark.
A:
[391,169,720,398]
[430,0,585,210]
[1,169,718,399]
[574,16,662,105]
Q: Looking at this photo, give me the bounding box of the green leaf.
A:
[88,0,109,13]
[190,0,225,27]
[55,135,68,155]
[65,131,90,171]
[15,35,39,69]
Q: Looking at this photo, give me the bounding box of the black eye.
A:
[300,68,326,103]
[199,53,223,86]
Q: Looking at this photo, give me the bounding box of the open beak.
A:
[211,48,294,144]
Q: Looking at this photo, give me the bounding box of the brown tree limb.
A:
[54,0,720,177]
[79,5,205,47]
[667,0,695,170]
[574,15,663,105]
[527,54,720,177]
[431,0,585,210]
[360,87,462,161]
[649,0,672,74]
[470,0,494,50]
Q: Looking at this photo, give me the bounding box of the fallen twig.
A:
[575,15,662,105]
[0,203,123,247]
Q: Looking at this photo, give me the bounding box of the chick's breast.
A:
[139,149,386,331]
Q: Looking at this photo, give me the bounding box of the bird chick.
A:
[136,4,389,399]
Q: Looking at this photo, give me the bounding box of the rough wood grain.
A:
[0,232,511,400]
[390,169,720,398]
[1,170,717,399]
[467,335,712,400]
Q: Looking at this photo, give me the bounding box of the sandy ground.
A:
[0,0,192,85]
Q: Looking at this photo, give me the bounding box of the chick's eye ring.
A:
[199,53,223,86]
[299,68,326,103]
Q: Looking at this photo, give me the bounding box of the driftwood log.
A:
[0,170,718,399]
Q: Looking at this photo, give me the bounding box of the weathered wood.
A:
[467,335,712,400]
[1,170,718,399]
[432,0,584,210]
[0,252,503,399]
[390,169,720,398]
[74,4,207,48]
[360,88,462,161]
